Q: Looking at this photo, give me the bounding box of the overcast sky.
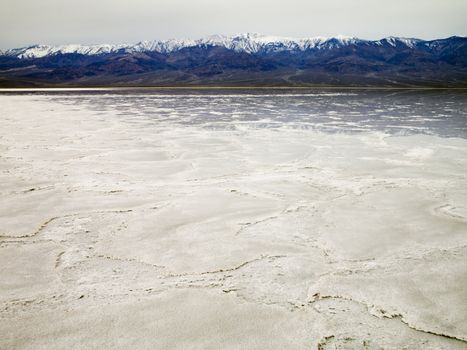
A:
[1,0,466,49]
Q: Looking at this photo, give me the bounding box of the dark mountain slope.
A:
[1,35,466,87]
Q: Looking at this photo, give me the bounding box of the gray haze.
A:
[1,0,466,49]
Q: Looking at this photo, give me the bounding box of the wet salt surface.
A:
[0,90,466,349]
[44,89,467,137]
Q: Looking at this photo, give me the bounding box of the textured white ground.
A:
[0,94,467,349]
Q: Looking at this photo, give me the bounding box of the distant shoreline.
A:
[1,86,467,92]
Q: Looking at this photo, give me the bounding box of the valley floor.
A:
[0,94,466,349]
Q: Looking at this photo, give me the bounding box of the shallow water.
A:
[63,90,467,137]
[4,89,467,137]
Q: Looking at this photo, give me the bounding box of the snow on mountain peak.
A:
[6,43,131,59]
[3,34,426,58]
[378,36,421,48]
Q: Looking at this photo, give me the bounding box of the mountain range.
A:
[0,33,466,87]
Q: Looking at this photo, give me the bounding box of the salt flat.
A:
[0,91,466,349]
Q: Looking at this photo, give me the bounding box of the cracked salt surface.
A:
[0,90,466,349]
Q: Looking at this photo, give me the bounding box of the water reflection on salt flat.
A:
[37,89,467,138]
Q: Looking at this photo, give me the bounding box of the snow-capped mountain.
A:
[3,33,425,58]
[0,34,465,87]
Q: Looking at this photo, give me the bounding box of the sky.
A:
[1,0,466,49]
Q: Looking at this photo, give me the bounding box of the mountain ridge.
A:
[1,33,458,58]
[1,33,466,88]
